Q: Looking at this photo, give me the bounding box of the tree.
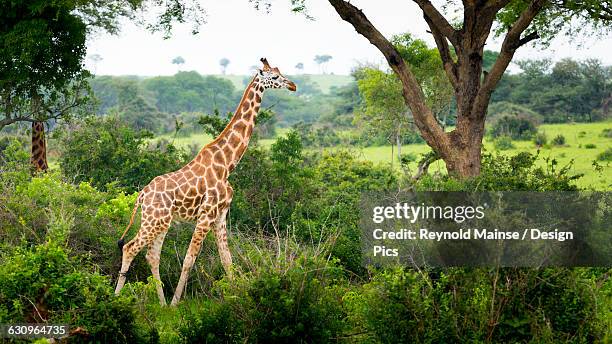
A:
[354,34,453,164]
[326,0,612,177]
[220,58,231,75]
[1,0,204,171]
[295,62,305,73]
[313,55,333,74]
[355,68,409,163]
[172,56,186,71]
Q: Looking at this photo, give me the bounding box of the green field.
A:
[217,74,353,94]
[166,121,611,190]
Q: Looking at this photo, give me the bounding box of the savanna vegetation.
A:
[1,0,611,343]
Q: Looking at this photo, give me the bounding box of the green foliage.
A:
[292,121,341,147]
[0,243,153,343]
[0,0,87,99]
[416,152,582,191]
[597,147,612,161]
[57,116,188,193]
[180,247,347,344]
[492,58,611,123]
[584,143,596,149]
[601,128,612,138]
[552,134,567,146]
[533,131,548,147]
[143,72,238,115]
[488,103,541,140]
[493,136,516,150]
[345,267,608,343]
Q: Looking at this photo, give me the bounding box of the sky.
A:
[85,0,612,76]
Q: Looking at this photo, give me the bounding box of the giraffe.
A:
[31,121,48,172]
[114,58,297,306]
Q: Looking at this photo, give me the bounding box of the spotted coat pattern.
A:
[31,121,48,172]
[114,58,296,306]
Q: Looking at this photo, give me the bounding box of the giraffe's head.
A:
[256,58,297,92]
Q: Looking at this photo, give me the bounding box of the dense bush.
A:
[493,135,515,150]
[0,243,154,343]
[533,131,547,147]
[597,147,612,161]
[57,116,189,192]
[344,267,608,343]
[552,134,567,146]
[489,112,539,140]
[416,151,581,191]
[180,242,348,344]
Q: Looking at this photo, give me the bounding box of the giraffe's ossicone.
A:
[114,58,296,306]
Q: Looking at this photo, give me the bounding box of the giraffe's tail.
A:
[118,193,142,250]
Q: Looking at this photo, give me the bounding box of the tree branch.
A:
[328,0,450,153]
[425,18,459,90]
[475,0,548,112]
[412,0,459,45]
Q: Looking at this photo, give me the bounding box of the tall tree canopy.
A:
[325,0,612,177]
[0,0,204,130]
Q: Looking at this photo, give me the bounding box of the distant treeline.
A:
[88,57,609,138]
[89,72,357,134]
[491,58,611,123]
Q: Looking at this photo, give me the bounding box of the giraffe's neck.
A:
[199,76,264,171]
[31,121,48,172]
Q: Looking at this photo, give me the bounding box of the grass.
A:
[216,74,353,94]
[350,121,611,190]
[135,121,612,190]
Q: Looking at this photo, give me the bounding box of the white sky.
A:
[85,0,612,76]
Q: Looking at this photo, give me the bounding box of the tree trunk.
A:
[328,0,546,178]
[396,127,402,163]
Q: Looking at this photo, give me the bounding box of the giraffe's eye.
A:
[272,75,279,80]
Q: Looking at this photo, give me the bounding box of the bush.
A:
[400,152,418,166]
[488,102,541,140]
[533,132,547,147]
[345,267,608,343]
[552,134,566,146]
[584,143,596,149]
[180,244,348,343]
[493,136,515,150]
[597,147,612,161]
[600,128,612,138]
[415,152,581,191]
[57,116,189,193]
[0,243,153,343]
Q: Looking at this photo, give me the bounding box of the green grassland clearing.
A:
[162,121,611,190]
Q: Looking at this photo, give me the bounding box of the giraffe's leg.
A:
[214,207,233,279]
[146,231,168,306]
[170,211,217,306]
[115,225,153,295]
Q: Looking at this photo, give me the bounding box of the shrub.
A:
[400,152,418,166]
[493,136,515,150]
[415,152,581,191]
[552,134,566,146]
[600,128,612,138]
[345,267,608,343]
[0,243,153,343]
[577,131,586,138]
[597,147,612,161]
[584,143,596,149]
[57,116,189,193]
[490,114,539,140]
[180,243,348,343]
[533,132,547,147]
